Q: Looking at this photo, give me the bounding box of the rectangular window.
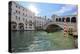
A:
[16,16,17,20]
[19,17,20,20]
[16,10,17,13]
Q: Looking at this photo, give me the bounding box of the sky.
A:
[17,1,77,19]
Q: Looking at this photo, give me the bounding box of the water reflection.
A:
[11,31,75,52]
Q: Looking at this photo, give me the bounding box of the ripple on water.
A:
[28,38,52,51]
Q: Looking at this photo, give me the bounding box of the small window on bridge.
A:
[59,18,61,22]
[62,17,65,22]
[56,18,58,22]
[71,17,76,23]
[66,17,70,22]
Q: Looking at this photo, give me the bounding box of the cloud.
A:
[53,5,77,16]
[28,4,39,16]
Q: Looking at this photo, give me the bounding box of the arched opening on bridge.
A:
[71,17,76,23]
[62,17,65,22]
[18,23,24,30]
[59,18,61,22]
[56,18,58,22]
[66,17,70,22]
[46,24,63,32]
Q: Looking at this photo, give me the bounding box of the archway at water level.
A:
[11,21,17,30]
[18,23,24,30]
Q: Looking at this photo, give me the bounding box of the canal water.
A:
[11,30,75,52]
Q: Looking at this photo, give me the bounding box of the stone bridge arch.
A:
[46,24,63,32]
[43,22,64,30]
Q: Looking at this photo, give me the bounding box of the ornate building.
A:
[9,1,47,30]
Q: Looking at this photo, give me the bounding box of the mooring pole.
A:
[64,17,67,37]
[63,17,68,48]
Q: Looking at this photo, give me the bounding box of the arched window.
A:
[19,23,24,26]
[11,21,17,30]
[56,18,58,22]
[18,23,24,30]
[71,17,76,23]
[62,17,65,22]
[66,17,70,22]
[59,18,61,22]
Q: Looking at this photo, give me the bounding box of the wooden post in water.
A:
[64,17,67,37]
[63,17,68,48]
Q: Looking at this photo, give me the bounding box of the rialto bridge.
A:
[43,15,77,32]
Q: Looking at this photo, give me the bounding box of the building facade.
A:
[34,16,47,30]
[9,1,47,31]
